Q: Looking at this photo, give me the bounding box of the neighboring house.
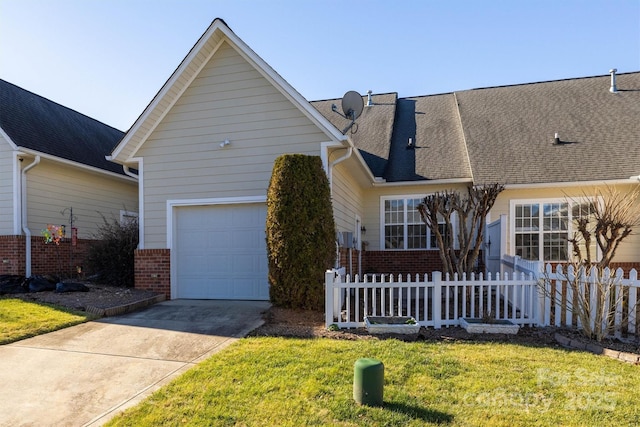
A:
[109,18,640,301]
[0,79,138,277]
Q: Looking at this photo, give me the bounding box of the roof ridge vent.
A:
[609,68,618,93]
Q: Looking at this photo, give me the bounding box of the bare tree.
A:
[417,184,504,277]
[544,185,640,341]
[569,185,640,269]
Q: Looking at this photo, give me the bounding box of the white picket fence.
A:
[324,270,539,329]
[324,260,640,337]
[541,263,639,336]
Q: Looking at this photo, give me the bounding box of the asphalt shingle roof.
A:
[314,72,640,185]
[385,94,471,181]
[311,93,397,178]
[456,72,640,185]
[0,79,125,175]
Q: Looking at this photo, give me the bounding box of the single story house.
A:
[0,79,138,277]
[108,19,640,301]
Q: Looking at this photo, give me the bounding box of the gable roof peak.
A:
[110,18,345,163]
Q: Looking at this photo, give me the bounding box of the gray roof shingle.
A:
[0,79,125,175]
[385,94,471,181]
[313,72,640,185]
[311,93,397,178]
[456,72,640,185]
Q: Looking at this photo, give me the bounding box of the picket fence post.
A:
[432,271,442,329]
[325,270,335,328]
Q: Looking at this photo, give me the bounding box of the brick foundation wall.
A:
[609,262,640,274]
[31,237,92,278]
[338,248,361,276]
[362,250,445,276]
[542,261,640,275]
[0,236,25,275]
[0,235,91,277]
[134,249,170,298]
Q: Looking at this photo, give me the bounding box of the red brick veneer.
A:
[134,249,170,298]
[0,235,92,277]
[0,235,25,275]
[362,249,445,277]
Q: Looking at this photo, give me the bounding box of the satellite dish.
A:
[341,91,364,121]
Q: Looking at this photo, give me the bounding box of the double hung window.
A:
[512,199,596,262]
[381,196,448,250]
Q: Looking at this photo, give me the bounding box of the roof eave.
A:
[18,148,137,183]
[504,178,640,190]
[371,177,474,187]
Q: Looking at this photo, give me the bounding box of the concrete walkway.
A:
[0,299,270,427]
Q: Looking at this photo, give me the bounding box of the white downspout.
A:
[21,155,40,277]
[123,160,144,249]
[328,147,353,196]
[328,147,353,272]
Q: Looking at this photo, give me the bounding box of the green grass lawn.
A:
[106,337,640,427]
[0,298,90,344]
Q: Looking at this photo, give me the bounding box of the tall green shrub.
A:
[267,154,335,310]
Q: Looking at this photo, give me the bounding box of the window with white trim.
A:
[381,196,447,250]
[512,199,597,262]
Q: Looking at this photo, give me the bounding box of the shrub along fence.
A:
[325,261,640,338]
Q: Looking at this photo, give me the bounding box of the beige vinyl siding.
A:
[331,160,364,234]
[25,160,137,239]
[114,28,225,162]
[138,41,329,248]
[362,183,469,251]
[491,184,640,263]
[0,139,15,234]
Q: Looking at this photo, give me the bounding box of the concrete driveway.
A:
[0,299,270,427]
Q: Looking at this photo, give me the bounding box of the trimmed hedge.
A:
[266,154,335,310]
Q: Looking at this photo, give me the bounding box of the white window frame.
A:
[380,195,453,251]
[509,197,601,263]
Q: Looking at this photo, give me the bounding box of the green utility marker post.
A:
[353,358,384,406]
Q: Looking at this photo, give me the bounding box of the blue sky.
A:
[1,0,639,131]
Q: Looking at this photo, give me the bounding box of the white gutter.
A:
[504,178,640,190]
[372,177,473,187]
[21,155,40,277]
[18,147,136,183]
[371,177,639,190]
[123,165,138,180]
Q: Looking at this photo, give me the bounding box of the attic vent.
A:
[609,68,618,93]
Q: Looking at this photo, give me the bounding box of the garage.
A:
[174,203,269,300]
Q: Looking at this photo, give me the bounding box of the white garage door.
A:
[175,204,269,300]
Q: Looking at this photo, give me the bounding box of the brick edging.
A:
[85,294,166,318]
[554,333,640,365]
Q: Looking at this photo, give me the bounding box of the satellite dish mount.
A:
[331,91,364,134]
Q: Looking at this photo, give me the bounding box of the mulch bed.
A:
[250,307,640,364]
[0,281,163,312]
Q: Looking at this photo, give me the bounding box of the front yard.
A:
[2,299,638,426]
[105,337,640,426]
[0,298,90,344]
